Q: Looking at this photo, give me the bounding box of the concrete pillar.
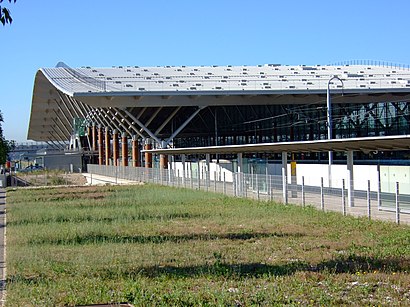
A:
[121,132,128,167]
[92,124,98,152]
[132,135,139,167]
[347,150,354,207]
[144,139,152,168]
[112,129,119,166]
[105,127,110,166]
[98,125,104,165]
[282,152,288,204]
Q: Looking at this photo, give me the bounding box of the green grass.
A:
[6,184,410,306]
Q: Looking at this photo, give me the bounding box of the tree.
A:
[0,111,14,165]
[0,0,16,26]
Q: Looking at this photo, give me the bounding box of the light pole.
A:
[327,75,344,188]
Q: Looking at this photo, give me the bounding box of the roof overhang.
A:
[144,135,410,155]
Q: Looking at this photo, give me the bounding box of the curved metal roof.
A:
[28,62,410,141]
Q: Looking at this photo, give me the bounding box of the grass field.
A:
[5,184,410,306]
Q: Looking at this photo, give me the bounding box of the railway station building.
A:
[28,61,410,170]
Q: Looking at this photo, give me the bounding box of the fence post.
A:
[342,179,346,216]
[214,171,217,192]
[197,166,200,190]
[282,175,288,204]
[256,173,260,201]
[266,171,269,200]
[302,176,305,207]
[233,173,237,197]
[223,172,226,195]
[395,182,400,225]
[190,165,193,189]
[377,169,381,210]
[320,177,324,211]
[269,174,273,202]
[367,180,371,220]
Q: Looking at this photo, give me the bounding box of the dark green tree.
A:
[0,0,16,26]
[0,111,14,165]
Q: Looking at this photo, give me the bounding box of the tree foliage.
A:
[0,111,14,165]
[0,0,16,26]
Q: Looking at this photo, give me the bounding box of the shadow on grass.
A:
[117,255,410,279]
[29,231,305,245]
[9,212,204,226]
[316,254,410,273]
[97,254,410,280]
[7,255,409,286]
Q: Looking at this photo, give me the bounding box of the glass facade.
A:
[169,101,410,162]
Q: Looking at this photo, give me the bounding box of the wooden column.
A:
[105,127,111,166]
[98,125,104,165]
[144,139,152,168]
[121,132,128,167]
[132,135,139,167]
[112,129,119,166]
[160,154,168,169]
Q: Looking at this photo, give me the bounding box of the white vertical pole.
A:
[197,161,201,190]
[244,173,247,198]
[282,152,288,204]
[396,182,400,225]
[320,177,324,211]
[367,180,371,220]
[206,153,210,190]
[266,168,269,197]
[237,153,243,196]
[168,156,173,185]
[182,154,186,187]
[223,172,226,195]
[377,164,381,210]
[347,151,354,207]
[342,179,346,216]
[190,162,193,189]
[214,171,217,192]
[256,173,260,201]
[233,173,237,197]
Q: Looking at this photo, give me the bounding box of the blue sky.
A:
[1,0,410,142]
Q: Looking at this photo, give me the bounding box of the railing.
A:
[87,164,410,225]
[328,59,410,70]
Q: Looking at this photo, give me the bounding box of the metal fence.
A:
[87,164,410,225]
